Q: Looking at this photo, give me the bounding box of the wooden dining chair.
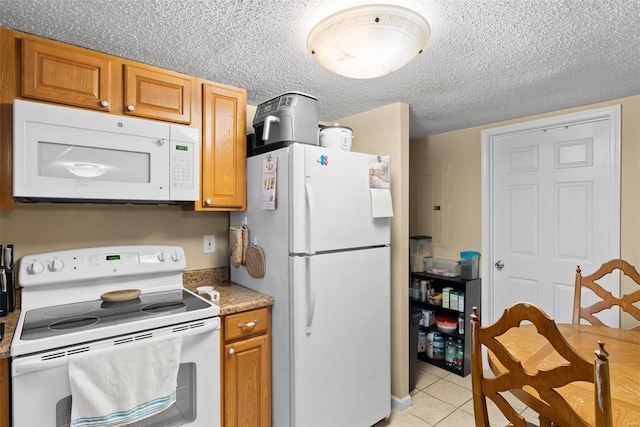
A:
[574,259,640,330]
[470,302,612,427]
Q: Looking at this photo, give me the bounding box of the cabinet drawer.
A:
[224,307,269,342]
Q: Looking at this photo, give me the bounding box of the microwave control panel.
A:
[170,141,195,190]
[168,124,199,200]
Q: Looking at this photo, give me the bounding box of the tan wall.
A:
[338,102,411,402]
[0,203,230,270]
[410,94,640,328]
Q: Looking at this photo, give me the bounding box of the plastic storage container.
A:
[424,258,461,277]
[410,236,432,272]
[460,251,480,279]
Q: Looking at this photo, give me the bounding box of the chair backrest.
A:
[573,259,640,330]
[470,302,612,427]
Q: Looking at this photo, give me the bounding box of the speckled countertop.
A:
[0,267,273,359]
[0,310,20,359]
[183,281,274,316]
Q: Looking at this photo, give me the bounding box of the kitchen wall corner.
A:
[338,102,411,405]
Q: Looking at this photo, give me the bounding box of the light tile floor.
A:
[374,360,540,427]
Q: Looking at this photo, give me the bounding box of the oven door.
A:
[11,317,220,427]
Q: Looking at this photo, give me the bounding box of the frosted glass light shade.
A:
[307,4,430,79]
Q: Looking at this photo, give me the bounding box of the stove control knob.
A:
[157,251,166,262]
[26,262,45,275]
[48,259,64,272]
[171,251,182,262]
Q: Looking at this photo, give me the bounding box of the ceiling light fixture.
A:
[307,4,430,79]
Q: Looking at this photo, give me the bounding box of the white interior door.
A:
[482,106,620,325]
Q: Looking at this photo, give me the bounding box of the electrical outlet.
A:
[203,235,216,253]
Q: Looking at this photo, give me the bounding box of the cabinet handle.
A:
[99,100,109,107]
[127,105,135,111]
[237,320,258,329]
[205,199,212,206]
[229,348,235,355]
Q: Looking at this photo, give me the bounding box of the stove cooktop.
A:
[20,289,211,341]
[12,245,220,357]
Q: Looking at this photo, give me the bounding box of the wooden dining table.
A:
[488,324,640,427]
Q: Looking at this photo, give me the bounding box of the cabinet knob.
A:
[237,320,258,329]
[229,348,235,355]
[99,100,109,107]
[205,199,212,206]
[127,105,135,111]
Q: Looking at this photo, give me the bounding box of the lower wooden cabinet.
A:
[222,307,271,427]
[1,357,9,427]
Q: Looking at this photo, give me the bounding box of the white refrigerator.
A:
[231,143,391,427]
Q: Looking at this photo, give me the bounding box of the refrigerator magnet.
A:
[262,156,278,210]
[369,157,393,218]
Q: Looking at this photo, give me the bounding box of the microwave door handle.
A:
[262,115,280,142]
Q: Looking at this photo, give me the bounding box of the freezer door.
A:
[289,144,390,254]
[290,247,391,426]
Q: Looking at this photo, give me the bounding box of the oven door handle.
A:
[13,318,220,376]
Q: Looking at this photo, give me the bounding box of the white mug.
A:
[196,286,220,304]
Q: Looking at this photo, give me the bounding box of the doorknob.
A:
[495,260,504,270]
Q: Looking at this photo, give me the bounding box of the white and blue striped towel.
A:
[69,335,182,427]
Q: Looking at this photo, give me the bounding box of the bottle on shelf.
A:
[445,336,456,366]
[455,339,464,369]
[458,313,464,335]
[420,280,428,302]
[432,333,445,360]
[411,278,421,301]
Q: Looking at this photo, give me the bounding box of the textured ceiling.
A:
[1,0,639,139]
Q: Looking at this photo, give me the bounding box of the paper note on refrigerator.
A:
[262,156,277,210]
[368,157,393,217]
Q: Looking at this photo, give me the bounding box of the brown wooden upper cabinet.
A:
[2,29,247,211]
[124,64,193,124]
[196,82,247,211]
[21,36,113,111]
[20,35,194,124]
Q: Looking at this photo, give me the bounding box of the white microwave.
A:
[13,100,200,204]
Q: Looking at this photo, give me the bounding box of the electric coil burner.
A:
[10,245,221,427]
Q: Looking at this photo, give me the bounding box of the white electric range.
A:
[11,245,221,427]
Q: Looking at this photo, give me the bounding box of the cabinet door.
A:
[0,358,9,427]
[199,83,246,210]
[1,27,15,210]
[224,334,271,427]
[21,37,112,111]
[123,64,193,124]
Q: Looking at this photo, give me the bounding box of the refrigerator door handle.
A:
[305,180,316,255]
[305,256,315,335]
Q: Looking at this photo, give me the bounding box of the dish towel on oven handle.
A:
[68,335,182,427]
